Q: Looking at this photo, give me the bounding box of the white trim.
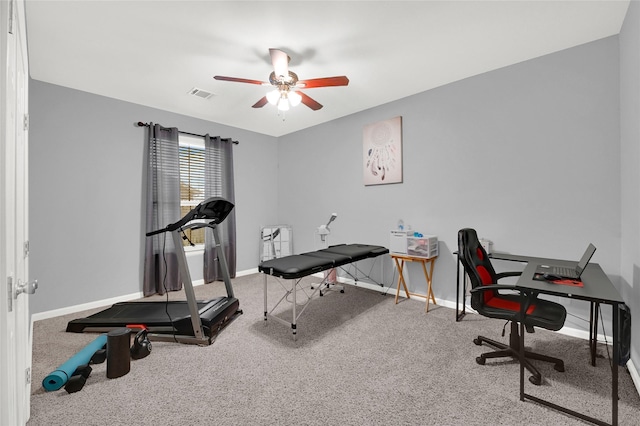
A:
[30,280,208,322]
[627,358,640,397]
[29,268,259,322]
[184,245,205,254]
[237,267,259,277]
[31,291,143,322]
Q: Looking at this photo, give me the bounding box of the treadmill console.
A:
[193,197,234,224]
[146,197,234,236]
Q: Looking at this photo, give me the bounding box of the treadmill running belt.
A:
[66,297,239,338]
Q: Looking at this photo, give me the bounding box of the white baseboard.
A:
[237,268,258,277]
[31,276,214,322]
[30,267,264,323]
[31,291,144,322]
[30,270,640,399]
[627,358,640,395]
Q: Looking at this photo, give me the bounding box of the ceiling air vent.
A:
[188,87,213,100]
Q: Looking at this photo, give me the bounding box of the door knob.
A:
[16,279,38,297]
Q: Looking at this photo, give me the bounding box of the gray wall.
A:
[29,32,631,347]
[28,81,278,313]
[619,0,640,369]
[277,36,622,334]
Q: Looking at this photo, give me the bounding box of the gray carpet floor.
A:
[28,274,640,425]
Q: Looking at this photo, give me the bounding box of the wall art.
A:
[363,116,402,185]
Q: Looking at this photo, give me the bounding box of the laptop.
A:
[535,243,597,280]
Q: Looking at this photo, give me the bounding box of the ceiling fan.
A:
[214,48,349,112]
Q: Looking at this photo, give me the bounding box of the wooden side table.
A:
[390,253,437,312]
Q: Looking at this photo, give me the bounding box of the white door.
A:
[1,0,32,424]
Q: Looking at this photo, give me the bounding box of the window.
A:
[179,134,205,248]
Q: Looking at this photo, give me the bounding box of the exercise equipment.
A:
[130,329,152,360]
[66,197,242,346]
[42,334,107,392]
[106,328,131,379]
[63,364,92,393]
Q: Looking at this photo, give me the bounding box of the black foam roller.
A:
[106,328,131,379]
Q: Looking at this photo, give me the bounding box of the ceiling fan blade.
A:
[214,75,267,85]
[298,91,323,111]
[252,96,269,108]
[269,48,289,80]
[297,76,349,89]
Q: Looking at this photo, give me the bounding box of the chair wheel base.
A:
[476,356,486,365]
[554,362,565,372]
[529,375,542,386]
[473,338,482,346]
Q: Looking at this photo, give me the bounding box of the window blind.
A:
[179,145,205,205]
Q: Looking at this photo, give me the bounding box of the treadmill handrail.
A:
[146,220,219,237]
[182,221,216,231]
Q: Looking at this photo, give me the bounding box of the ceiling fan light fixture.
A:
[215,49,348,113]
[288,90,302,107]
[266,89,281,105]
[277,97,290,111]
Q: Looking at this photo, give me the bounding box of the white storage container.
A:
[389,230,410,254]
[406,235,438,258]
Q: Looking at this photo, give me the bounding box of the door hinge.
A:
[26,367,31,384]
[7,276,13,312]
[23,240,29,258]
[23,114,29,131]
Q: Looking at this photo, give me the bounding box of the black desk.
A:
[515,260,624,426]
[455,251,624,425]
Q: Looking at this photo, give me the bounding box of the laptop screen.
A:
[575,243,597,275]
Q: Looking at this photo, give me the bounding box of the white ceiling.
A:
[25,1,630,137]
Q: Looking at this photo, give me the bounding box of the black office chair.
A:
[458,228,566,385]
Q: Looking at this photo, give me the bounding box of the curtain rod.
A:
[136,122,239,144]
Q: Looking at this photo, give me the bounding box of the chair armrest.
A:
[470,284,538,322]
[469,284,537,301]
[469,284,518,293]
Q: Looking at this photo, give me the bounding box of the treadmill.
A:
[66,197,242,346]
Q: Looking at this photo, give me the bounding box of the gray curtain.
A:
[203,135,237,282]
[143,124,182,296]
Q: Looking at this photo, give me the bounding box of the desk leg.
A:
[612,304,619,426]
[421,259,436,313]
[394,259,410,304]
[519,302,526,402]
[590,302,600,367]
[520,299,619,426]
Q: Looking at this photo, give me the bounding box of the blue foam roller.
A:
[42,334,107,391]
